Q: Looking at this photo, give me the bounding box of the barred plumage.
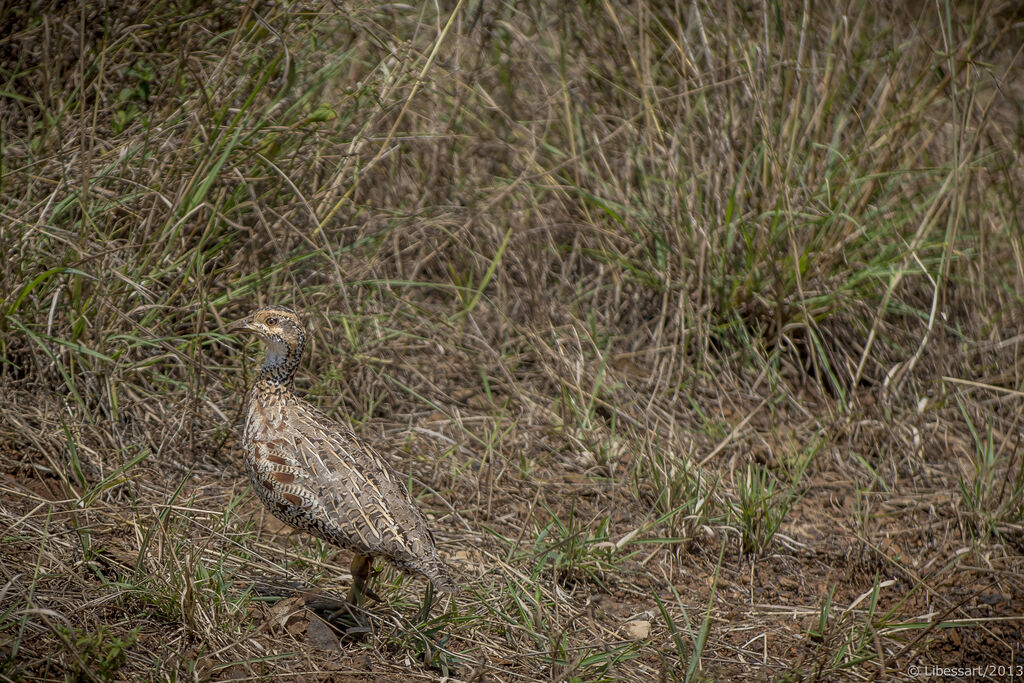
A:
[228,306,456,603]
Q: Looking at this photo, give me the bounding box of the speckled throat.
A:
[256,313,305,388]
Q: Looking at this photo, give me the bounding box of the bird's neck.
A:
[257,340,302,390]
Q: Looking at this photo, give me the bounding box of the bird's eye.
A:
[266,317,278,325]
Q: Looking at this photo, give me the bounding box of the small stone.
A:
[621,620,651,640]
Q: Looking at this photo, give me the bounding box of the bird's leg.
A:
[347,553,370,605]
[347,554,381,605]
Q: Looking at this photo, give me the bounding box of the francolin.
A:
[228,306,456,605]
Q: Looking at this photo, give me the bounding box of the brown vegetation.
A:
[1,1,1023,680]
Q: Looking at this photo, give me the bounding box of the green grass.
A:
[1,0,1022,680]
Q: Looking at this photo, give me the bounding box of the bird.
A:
[227,305,456,606]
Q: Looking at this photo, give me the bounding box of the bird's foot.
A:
[323,599,371,636]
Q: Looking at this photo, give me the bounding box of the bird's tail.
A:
[423,559,459,594]
[398,554,459,593]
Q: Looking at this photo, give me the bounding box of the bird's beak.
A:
[227,315,254,334]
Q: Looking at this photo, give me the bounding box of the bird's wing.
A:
[282,401,439,565]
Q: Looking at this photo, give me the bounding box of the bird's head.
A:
[228,306,307,383]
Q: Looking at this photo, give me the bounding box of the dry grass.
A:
[2,1,1023,680]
